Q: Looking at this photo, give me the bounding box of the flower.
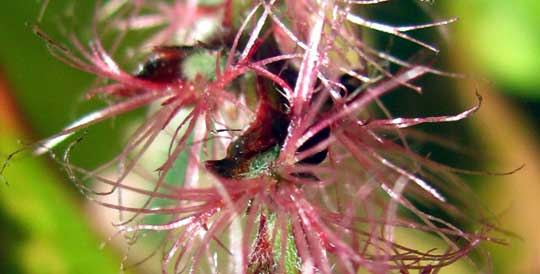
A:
[35,0,497,273]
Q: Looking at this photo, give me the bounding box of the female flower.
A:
[34,0,495,273]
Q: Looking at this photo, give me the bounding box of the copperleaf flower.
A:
[30,1,501,273]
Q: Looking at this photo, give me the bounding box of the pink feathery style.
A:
[33,0,498,273]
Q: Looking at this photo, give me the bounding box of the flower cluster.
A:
[35,0,495,273]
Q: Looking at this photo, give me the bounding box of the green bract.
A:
[182,50,225,81]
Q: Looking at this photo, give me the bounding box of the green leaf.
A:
[270,216,301,274]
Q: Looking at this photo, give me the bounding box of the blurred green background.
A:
[0,1,539,273]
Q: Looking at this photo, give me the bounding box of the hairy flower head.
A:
[31,0,499,273]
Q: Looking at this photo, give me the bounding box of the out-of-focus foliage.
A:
[445,2,540,273]
[0,130,123,274]
[448,0,540,98]
[0,1,126,273]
